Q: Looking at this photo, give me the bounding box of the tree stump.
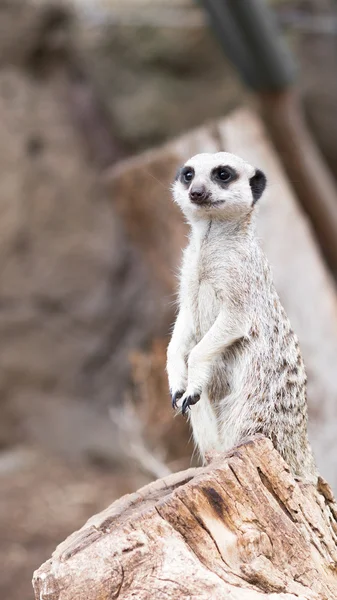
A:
[33,436,337,599]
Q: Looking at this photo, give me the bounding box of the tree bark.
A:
[33,436,337,600]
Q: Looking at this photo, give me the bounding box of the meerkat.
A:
[166,151,317,483]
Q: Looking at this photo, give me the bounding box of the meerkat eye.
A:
[180,166,194,185]
[211,165,237,186]
[217,167,232,181]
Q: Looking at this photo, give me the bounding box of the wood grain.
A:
[33,436,337,599]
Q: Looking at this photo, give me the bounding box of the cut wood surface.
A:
[33,436,337,599]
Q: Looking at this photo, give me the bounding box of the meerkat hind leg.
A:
[189,392,221,462]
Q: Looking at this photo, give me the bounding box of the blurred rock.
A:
[0,1,165,459]
[0,0,72,70]
[0,64,157,420]
[69,0,337,179]
[32,0,337,179]
[74,1,246,153]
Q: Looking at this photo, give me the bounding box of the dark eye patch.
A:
[211,165,237,187]
[180,166,195,186]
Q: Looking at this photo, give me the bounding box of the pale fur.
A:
[167,152,317,482]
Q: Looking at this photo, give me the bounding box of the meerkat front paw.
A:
[171,384,201,415]
[171,390,185,410]
[181,391,201,416]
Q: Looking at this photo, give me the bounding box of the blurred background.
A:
[1,0,337,598]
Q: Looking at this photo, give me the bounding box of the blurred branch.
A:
[259,89,337,276]
[201,0,337,276]
[200,0,296,90]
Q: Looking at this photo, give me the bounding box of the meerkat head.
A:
[172,152,266,221]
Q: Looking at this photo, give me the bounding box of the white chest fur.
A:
[180,220,237,341]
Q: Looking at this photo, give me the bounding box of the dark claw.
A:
[172,390,184,410]
[181,393,201,416]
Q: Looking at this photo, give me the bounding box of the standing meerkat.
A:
[166,151,317,483]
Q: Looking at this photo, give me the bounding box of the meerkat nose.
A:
[189,184,209,204]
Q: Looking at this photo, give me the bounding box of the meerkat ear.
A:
[250,169,267,205]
